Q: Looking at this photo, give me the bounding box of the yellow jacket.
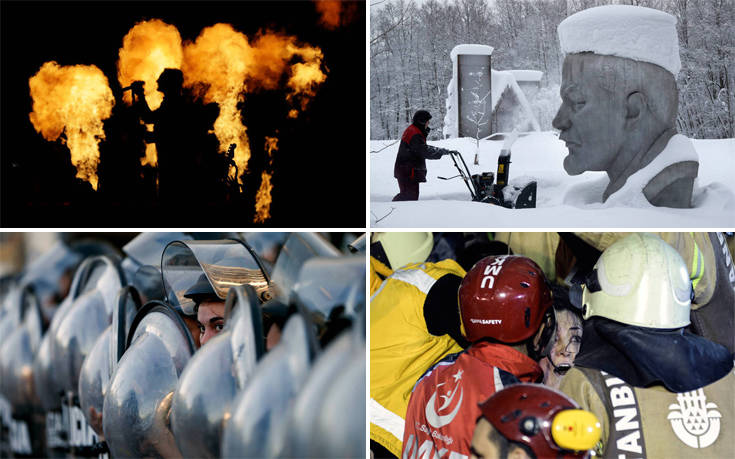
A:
[370,259,466,457]
[370,256,393,296]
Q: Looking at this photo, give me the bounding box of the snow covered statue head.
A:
[553,5,698,208]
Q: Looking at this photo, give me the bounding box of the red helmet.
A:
[458,255,552,343]
[479,383,600,458]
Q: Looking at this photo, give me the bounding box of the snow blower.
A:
[438,131,537,209]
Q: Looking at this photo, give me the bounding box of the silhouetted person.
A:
[132,68,216,204]
[98,86,148,204]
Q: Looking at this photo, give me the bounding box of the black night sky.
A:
[1,1,365,227]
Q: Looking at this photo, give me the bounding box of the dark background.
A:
[1,0,365,227]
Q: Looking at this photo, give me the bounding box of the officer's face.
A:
[196,300,225,346]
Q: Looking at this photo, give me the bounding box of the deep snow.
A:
[370,132,735,228]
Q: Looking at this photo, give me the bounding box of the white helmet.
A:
[580,233,691,328]
[370,232,433,270]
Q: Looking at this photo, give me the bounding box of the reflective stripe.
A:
[493,367,504,392]
[689,233,704,290]
[390,266,438,295]
[370,398,405,443]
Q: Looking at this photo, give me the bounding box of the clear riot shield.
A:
[162,240,270,315]
[45,255,124,456]
[103,301,195,459]
[0,287,43,412]
[221,312,317,458]
[78,286,142,438]
[269,233,341,303]
[270,254,366,458]
[0,287,44,457]
[49,256,125,396]
[169,285,265,458]
[120,232,188,298]
[281,321,366,458]
[291,254,366,335]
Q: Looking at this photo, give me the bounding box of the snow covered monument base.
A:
[443,44,540,140]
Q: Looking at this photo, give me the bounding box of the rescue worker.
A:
[470,383,601,459]
[401,255,553,459]
[393,110,457,201]
[560,233,734,457]
[370,254,468,457]
[574,232,735,354]
[369,232,434,295]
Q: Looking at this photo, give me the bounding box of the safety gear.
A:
[49,256,125,395]
[242,232,289,264]
[578,233,692,329]
[480,383,601,458]
[78,286,142,435]
[370,232,433,270]
[458,255,552,343]
[283,324,365,458]
[270,232,341,303]
[222,312,317,458]
[183,273,218,302]
[370,259,466,457]
[121,232,187,299]
[403,342,543,459]
[560,365,734,457]
[290,253,365,344]
[103,301,195,458]
[0,287,43,414]
[412,110,432,125]
[170,285,265,459]
[162,239,271,315]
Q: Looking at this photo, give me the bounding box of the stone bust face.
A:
[551,52,691,206]
[552,53,628,176]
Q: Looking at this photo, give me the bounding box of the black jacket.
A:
[393,123,450,182]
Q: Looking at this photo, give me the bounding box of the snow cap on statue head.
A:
[558,5,681,76]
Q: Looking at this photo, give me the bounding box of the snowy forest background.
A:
[370,0,735,140]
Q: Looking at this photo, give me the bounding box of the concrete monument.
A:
[553,5,698,208]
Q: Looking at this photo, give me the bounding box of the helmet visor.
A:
[162,240,269,315]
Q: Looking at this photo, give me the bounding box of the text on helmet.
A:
[480,256,508,289]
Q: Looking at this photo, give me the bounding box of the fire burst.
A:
[28,16,327,223]
[28,61,115,190]
[117,19,183,167]
[182,24,328,185]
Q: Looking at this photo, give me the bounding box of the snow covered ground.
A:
[370,132,735,227]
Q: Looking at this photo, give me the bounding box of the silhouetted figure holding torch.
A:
[130,68,207,204]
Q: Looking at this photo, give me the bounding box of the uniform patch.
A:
[667,389,722,449]
[425,370,464,428]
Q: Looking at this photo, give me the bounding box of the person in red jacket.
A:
[401,255,553,459]
[393,110,457,201]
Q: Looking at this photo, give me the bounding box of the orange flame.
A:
[253,171,273,223]
[254,136,278,223]
[117,19,183,168]
[314,0,358,29]
[117,19,183,110]
[181,23,252,182]
[28,61,115,190]
[182,24,328,185]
